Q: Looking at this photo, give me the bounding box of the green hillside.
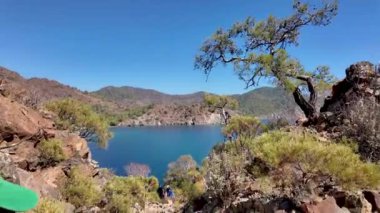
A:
[234,87,297,116]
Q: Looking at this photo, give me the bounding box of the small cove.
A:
[89,125,224,183]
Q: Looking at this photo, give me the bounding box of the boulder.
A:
[16,166,65,199]
[301,197,346,213]
[0,152,19,183]
[363,191,380,211]
[0,95,53,142]
[61,134,91,160]
[317,61,380,161]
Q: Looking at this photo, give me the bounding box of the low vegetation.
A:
[222,115,263,139]
[38,139,66,166]
[104,176,159,212]
[33,198,65,213]
[60,167,102,208]
[251,130,380,190]
[165,155,205,202]
[203,127,380,208]
[45,98,112,147]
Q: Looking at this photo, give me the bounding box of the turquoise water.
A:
[89,125,224,183]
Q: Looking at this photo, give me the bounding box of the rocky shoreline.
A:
[118,103,226,127]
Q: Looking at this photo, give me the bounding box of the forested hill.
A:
[93,85,298,118]
[91,86,205,105]
[233,87,297,117]
[0,66,298,120]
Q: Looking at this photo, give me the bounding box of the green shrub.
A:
[45,98,112,148]
[250,130,380,190]
[165,155,205,202]
[38,139,66,165]
[202,129,380,208]
[60,167,102,208]
[223,115,263,138]
[33,198,65,213]
[104,176,159,212]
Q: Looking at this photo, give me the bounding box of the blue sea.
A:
[89,125,224,183]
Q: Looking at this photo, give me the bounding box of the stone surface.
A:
[16,166,65,199]
[0,95,53,142]
[60,134,91,160]
[363,191,380,211]
[301,197,345,213]
[0,152,19,183]
[317,61,380,161]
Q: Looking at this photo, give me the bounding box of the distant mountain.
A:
[0,66,113,108]
[234,87,299,118]
[0,66,300,121]
[92,86,205,105]
[93,84,299,118]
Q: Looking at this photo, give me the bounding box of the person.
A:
[0,178,38,212]
[166,186,174,200]
[157,186,165,199]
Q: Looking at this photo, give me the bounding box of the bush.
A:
[60,167,102,208]
[38,139,66,165]
[33,198,65,213]
[202,128,380,208]
[165,155,205,202]
[203,145,252,208]
[45,98,112,148]
[250,130,380,190]
[104,176,159,212]
[222,115,263,139]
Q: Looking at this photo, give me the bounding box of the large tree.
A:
[195,0,338,124]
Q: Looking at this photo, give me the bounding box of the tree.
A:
[45,98,112,148]
[195,0,338,124]
[125,163,151,177]
[204,93,238,124]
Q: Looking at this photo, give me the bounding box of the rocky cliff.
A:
[121,104,224,126]
[316,61,380,161]
[0,86,102,211]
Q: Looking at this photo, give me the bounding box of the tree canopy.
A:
[196,0,338,123]
[45,98,112,148]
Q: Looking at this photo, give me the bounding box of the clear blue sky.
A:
[0,0,379,95]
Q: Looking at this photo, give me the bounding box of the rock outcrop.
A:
[0,95,53,142]
[0,88,99,210]
[316,61,380,161]
[121,104,225,126]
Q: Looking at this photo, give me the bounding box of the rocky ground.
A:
[0,61,379,213]
[0,93,100,211]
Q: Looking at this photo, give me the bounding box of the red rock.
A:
[0,96,53,142]
[302,197,345,213]
[363,191,380,211]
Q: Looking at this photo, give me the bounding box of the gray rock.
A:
[0,152,19,183]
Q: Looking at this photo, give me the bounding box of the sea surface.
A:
[89,125,224,183]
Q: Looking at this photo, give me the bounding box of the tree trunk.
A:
[292,76,319,125]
